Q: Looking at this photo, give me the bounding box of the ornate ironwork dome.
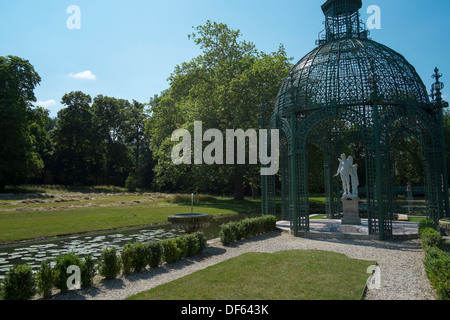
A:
[274,0,430,115]
[261,0,449,241]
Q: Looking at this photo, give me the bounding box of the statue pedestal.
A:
[341,197,361,225]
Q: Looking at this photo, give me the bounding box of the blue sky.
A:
[1,0,449,117]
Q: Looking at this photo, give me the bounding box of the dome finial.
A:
[321,0,362,16]
[318,0,367,45]
[431,68,447,107]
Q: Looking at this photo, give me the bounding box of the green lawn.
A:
[0,193,261,243]
[127,250,375,300]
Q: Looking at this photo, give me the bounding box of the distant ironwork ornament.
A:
[261,0,450,240]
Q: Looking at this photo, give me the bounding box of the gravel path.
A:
[50,231,436,300]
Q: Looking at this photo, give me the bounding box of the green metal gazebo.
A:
[261,0,449,240]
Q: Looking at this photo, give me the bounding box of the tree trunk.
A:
[233,166,245,200]
[251,185,259,199]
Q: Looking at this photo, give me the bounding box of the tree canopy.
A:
[147,21,293,199]
[0,56,42,190]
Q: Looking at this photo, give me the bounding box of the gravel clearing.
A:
[49,231,436,301]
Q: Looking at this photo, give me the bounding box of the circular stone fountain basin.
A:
[168,213,212,233]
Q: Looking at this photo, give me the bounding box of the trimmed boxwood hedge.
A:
[219,215,277,245]
[419,219,449,300]
[0,231,208,300]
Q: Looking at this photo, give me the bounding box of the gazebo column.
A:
[289,148,309,235]
[433,68,450,220]
[280,153,290,221]
[371,100,393,240]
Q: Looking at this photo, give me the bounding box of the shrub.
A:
[419,218,437,233]
[193,231,208,253]
[423,247,450,300]
[132,242,150,272]
[99,247,121,280]
[53,251,83,293]
[242,218,258,237]
[229,221,246,241]
[148,242,163,268]
[120,243,135,275]
[81,254,97,288]
[175,236,188,259]
[420,228,444,249]
[262,215,277,232]
[1,264,37,300]
[125,174,137,192]
[161,239,182,264]
[219,224,235,245]
[220,216,278,245]
[36,260,56,299]
[185,233,200,257]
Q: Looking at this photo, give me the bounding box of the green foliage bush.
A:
[229,221,246,241]
[220,215,278,245]
[81,254,97,288]
[419,218,437,233]
[420,228,444,249]
[119,242,153,273]
[120,243,134,275]
[219,224,236,245]
[99,247,121,280]
[161,238,182,264]
[1,264,37,300]
[148,242,163,268]
[53,251,83,293]
[0,232,209,299]
[132,242,150,272]
[185,234,200,257]
[193,231,208,253]
[419,222,449,300]
[175,236,188,259]
[423,246,450,300]
[36,260,56,299]
[125,174,137,192]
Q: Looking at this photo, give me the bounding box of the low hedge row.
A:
[419,219,449,300]
[219,215,277,245]
[0,231,208,300]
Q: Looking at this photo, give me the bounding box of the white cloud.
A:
[69,70,96,80]
[36,99,57,107]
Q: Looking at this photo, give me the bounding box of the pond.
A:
[0,212,262,279]
[0,199,427,279]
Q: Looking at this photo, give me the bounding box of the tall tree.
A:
[124,100,148,174]
[147,21,293,199]
[52,91,103,185]
[92,95,134,184]
[0,56,42,190]
[27,106,54,182]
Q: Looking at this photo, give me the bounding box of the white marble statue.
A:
[334,154,359,198]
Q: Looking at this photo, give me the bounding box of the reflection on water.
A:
[0,213,261,279]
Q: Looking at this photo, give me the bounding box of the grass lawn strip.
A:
[127,250,375,300]
[0,195,261,243]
